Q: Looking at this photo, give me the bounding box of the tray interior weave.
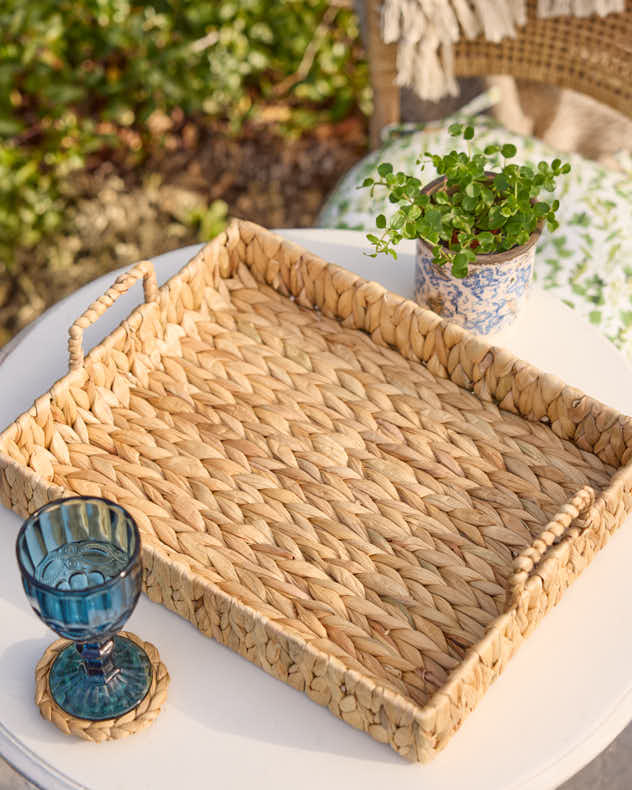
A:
[2,242,617,710]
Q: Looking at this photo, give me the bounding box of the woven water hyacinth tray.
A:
[2,220,632,762]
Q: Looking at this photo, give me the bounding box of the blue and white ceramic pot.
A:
[415,176,541,336]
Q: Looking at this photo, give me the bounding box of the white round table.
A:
[1,230,631,790]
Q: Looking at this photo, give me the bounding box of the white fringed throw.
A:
[382,0,625,101]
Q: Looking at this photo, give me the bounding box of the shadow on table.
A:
[144,603,404,765]
[0,636,74,748]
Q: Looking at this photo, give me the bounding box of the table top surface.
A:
[1,229,632,790]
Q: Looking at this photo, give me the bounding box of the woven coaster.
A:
[34,631,170,742]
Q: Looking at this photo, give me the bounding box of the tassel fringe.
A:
[383,0,625,101]
[537,0,624,16]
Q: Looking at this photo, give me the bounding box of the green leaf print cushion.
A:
[317,115,632,360]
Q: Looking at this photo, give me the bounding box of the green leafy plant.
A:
[361,124,571,278]
[187,199,229,242]
[0,0,369,271]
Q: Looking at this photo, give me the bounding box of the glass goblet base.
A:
[49,635,152,721]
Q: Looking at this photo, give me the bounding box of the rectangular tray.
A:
[2,220,631,761]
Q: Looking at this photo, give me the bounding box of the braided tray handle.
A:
[507,485,595,607]
[68,260,159,371]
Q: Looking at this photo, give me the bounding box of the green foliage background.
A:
[0,0,369,269]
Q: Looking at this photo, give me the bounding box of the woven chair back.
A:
[366,0,632,146]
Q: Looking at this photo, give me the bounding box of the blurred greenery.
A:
[187,199,230,242]
[0,0,369,270]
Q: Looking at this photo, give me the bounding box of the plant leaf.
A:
[451,252,469,278]
[390,210,406,229]
[534,202,549,216]
[493,173,509,192]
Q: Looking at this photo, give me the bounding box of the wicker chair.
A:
[366,0,632,147]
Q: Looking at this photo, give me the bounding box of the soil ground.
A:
[0,115,367,347]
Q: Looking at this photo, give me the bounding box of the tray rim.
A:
[1,218,631,762]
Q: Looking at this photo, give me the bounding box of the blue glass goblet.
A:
[16,496,152,721]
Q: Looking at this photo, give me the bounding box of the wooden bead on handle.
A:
[507,485,595,607]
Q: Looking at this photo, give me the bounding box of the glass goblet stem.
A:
[77,638,120,683]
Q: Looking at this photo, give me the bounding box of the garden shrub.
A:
[0,0,368,268]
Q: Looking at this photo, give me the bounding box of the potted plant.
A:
[361,124,571,335]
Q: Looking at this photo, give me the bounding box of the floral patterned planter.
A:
[415,176,541,335]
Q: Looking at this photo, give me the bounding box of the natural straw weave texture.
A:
[34,631,169,741]
[1,220,631,761]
